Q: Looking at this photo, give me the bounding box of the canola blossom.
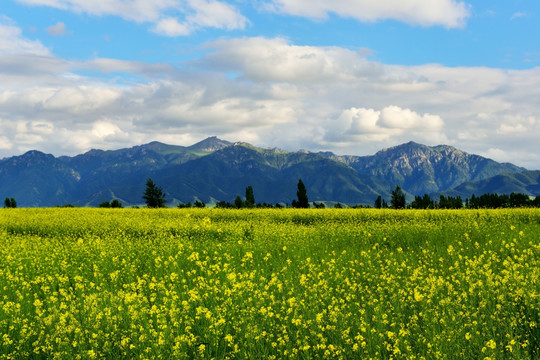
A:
[0,208,539,359]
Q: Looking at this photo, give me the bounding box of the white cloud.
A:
[265,0,470,28]
[201,37,379,83]
[497,123,526,134]
[92,120,123,138]
[30,121,55,135]
[496,115,535,134]
[479,147,537,168]
[15,0,180,22]
[185,0,248,30]
[46,21,69,36]
[326,106,445,145]
[345,108,382,134]
[0,135,13,150]
[379,106,444,130]
[41,86,122,114]
[152,17,191,36]
[1,35,540,168]
[15,133,43,145]
[511,12,528,20]
[15,0,247,36]
[0,16,50,55]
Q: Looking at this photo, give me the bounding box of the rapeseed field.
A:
[0,208,538,359]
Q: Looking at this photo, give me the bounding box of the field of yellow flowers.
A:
[0,208,538,359]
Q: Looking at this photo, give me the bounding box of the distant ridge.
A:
[322,141,524,195]
[0,137,533,207]
[188,136,233,153]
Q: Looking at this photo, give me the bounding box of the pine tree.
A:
[4,197,16,208]
[293,179,309,208]
[142,178,166,208]
[390,185,406,209]
[245,186,255,207]
[110,199,122,208]
[374,195,383,209]
[235,195,243,209]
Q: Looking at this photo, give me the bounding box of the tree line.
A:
[142,178,314,209]
[374,186,540,209]
[4,180,539,209]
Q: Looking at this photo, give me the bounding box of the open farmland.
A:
[0,208,539,359]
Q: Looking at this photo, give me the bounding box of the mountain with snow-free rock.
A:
[322,141,525,195]
[0,137,534,207]
[438,170,540,199]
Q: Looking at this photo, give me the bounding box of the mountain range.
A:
[0,137,537,207]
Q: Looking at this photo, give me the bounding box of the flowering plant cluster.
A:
[0,208,538,359]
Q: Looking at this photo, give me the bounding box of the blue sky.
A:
[1,0,540,168]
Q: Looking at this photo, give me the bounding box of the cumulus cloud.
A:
[92,120,124,138]
[1,33,540,168]
[185,0,248,30]
[379,106,444,130]
[0,134,13,150]
[15,0,247,36]
[326,106,445,145]
[46,21,69,36]
[200,37,380,83]
[496,115,535,134]
[152,17,191,36]
[0,16,50,55]
[15,0,182,22]
[265,0,470,28]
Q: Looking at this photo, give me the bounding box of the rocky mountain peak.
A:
[189,136,232,153]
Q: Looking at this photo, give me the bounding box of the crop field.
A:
[0,208,538,359]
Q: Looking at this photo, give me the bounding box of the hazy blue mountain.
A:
[0,151,80,207]
[323,141,525,194]
[0,137,534,207]
[155,143,393,206]
[439,170,540,199]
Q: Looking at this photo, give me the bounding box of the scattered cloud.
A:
[0,16,50,55]
[14,0,182,23]
[0,134,13,150]
[15,0,247,36]
[511,12,528,20]
[152,17,191,36]
[91,120,124,138]
[380,106,444,130]
[1,30,540,168]
[46,21,70,36]
[264,0,471,28]
[185,0,248,30]
[200,37,380,83]
[326,106,446,145]
[496,115,535,134]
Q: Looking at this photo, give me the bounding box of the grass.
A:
[0,208,538,359]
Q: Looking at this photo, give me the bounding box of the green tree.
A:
[292,179,309,208]
[4,197,16,208]
[245,186,255,207]
[99,201,111,208]
[194,200,206,208]
[234,195,243,209]
[110,199,122,208]
[390,185,406,209]
[142,178,166,208]
[374,195,383,209]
